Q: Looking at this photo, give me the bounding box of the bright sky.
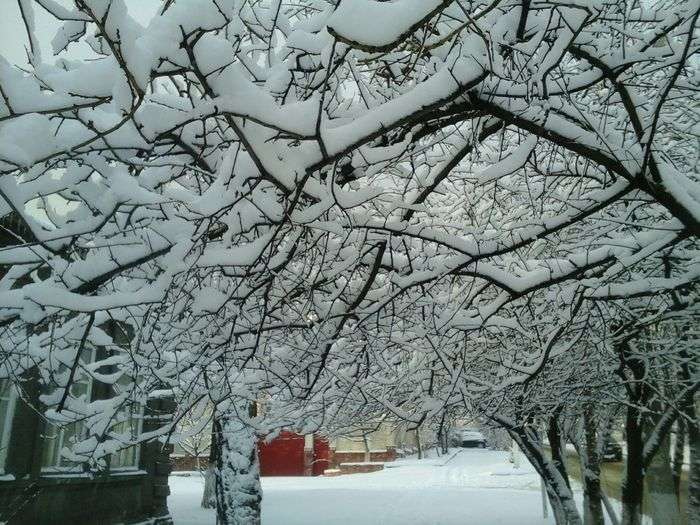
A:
[0,0,162,223]
[0,0,161,66]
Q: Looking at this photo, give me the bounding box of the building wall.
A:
[0,380,173,525]
[173,433,332,477]
[332,448,397,467]
[332,422,396,453]
[0,475,157,525]
[171,454,209,471]
[332,422,434,456]
[258,431,306,476]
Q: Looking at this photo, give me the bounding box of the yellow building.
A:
[331,422,435,464]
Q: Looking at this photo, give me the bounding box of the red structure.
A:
[257,432,331,477]
[257,431,305,476]
[311,437,331,476]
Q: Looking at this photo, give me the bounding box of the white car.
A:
[451,428,487,448]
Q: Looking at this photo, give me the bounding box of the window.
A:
[41,360,95,472]
[41,420,89,472]
[110,406,142,470]
[110,374,143,470]
[41,349,143,472]
[0,379,17,473]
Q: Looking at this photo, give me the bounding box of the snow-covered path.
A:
[169,449,558,524]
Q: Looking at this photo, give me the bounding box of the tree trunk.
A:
[363,433,371,463]
[437,413,449,455]
[202,464,217,509]
[547,410,570,490]
[213,414,262,525]
[416,429,423,459]
[676,326,698,525]
[546,485,568,525]
[511,438,521,468]
[202,417,219,509]
[647,428,680,525]
[602,490,620,525]
[687,403,699,525]
[621,403,644,525]
[581,407,604,525]
[671,419,685,499]
[509,427,582,525]
[618,338,648,525]
[436,426,448,455]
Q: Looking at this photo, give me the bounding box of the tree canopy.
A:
[0,1,698,524]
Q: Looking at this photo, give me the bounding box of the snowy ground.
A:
[169,449,566,524]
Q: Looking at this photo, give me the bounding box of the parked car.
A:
[451,428,487,448]
[602,438,623,462]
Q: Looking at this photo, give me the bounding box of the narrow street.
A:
[169,449,559,524]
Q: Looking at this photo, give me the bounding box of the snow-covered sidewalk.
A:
[169,449,559,524]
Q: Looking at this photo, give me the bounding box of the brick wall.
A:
[330,447,396,468]
[338,463,384,474]
[173,434,335,476]
[172,455,209,471]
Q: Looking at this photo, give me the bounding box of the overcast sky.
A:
[0,1,161,66]
[0,0,162,222]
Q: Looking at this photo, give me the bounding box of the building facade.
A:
[172,431,332,477]
[0,376,173,525]
[331,421,435,464]
[0,201,174,524]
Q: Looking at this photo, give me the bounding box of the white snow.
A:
[327,0,445,49]
[169,449,564,524]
